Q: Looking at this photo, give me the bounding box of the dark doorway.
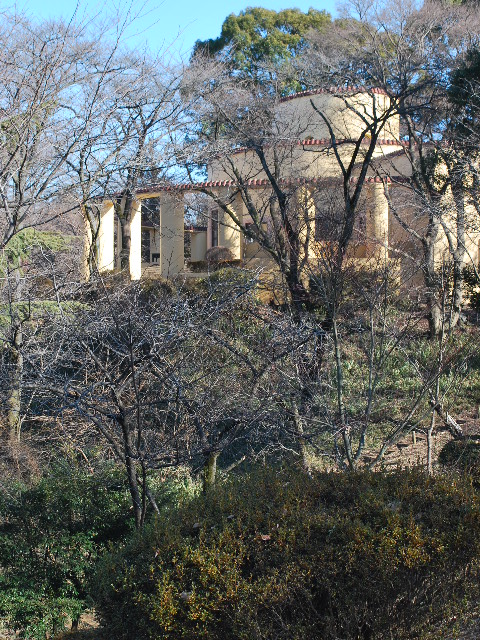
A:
[211,209,219,247]
[141,230,151,263]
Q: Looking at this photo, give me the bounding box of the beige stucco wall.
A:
[366,182,389,258]
[208,141,403,183]
[97,202,115,272]
[275,91,399,144]
[130,199,142,280]
[158,195,184,277]
[208,90,401,184]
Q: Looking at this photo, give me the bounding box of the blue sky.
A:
[15,0,338,59]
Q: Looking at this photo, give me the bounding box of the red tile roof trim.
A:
[134,174,409,196]
[229,138,403,156]
[279,87,388,103]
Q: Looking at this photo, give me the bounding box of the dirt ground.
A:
[370,408,480,470]
[56,613,101,639]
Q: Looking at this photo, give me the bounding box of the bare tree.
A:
[301,0,480,335]
[0,11,114,249]
[22,274,293,522]
[94,53,186,274]
[0,228,74,444]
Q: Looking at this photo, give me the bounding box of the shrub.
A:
[463,265,480,311]
[92,467,480,640]
[439,437,480,476]
[195,267,259,306]
[205,246,235,265]
[0,462,133,639]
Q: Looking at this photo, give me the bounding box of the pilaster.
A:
[159,195,184,277]
[130,199,142,280]
[219,192,243,260]
[97,202,115,272]
[366,180,389,259]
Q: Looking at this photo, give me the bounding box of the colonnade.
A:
[96,195,184,280]
[94,183,390,281]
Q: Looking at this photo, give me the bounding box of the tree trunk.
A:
[81,204,100,280]
[332,317,354,469]
[293,402,310,473]
[422,209,443,338]
[451,259,464,330]
[283,207,311,313]
[119,415,143,528]
[118,191,135,271]
[7,321,23,443]
[427,411,436,474]
[428,300,443,339]
[119,219,132,271]
[203,450,219,492]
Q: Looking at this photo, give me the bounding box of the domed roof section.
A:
[275,86,398,142]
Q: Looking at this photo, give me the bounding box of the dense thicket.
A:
[0,463,132,638]
[92,467,480,640]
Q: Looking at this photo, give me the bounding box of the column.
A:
[81,211,93,281]
[97,202,115,272]
[366,180,389,258]
[159,195,184,277]
[191,231,207,262]
[219,192,243,260]
[129,198,142,280]
[116,216,123,271]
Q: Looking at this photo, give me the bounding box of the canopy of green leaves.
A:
[193,7,330,81]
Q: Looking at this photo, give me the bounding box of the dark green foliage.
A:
[192,8,330,88]
[439,437,480,476]
[463,265,480,311]
[92,468,480,640]
[0,462,133,639]
[448,48,480,141]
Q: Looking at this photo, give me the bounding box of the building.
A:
[94,88,479,287]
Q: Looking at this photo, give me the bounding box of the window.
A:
[142,197,160,225]
[315,208,344,241]
[244,222,256,243]
[141,229,151,263]
[211,209,219,247]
